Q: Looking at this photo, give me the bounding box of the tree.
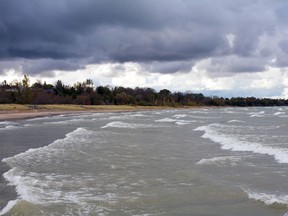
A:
[158,89,172,105]
[54,80,65,95]
[15,74,33,104]
[85,79,94,93]
[97,86,113,104]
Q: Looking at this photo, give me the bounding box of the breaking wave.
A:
[101,121,151,129]
[1,128,96,215]
[155,118,177,123]
[243,187,288,206]
[194,123,288,164]
[196,156,243,167]
[228,119,245,123]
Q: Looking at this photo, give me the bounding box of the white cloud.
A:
[2,61,288,99]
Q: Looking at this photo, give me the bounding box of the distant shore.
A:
[0,104,187,121]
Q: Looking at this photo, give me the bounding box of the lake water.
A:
[1,107,288,215]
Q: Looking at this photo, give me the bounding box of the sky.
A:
[1,0,288,98]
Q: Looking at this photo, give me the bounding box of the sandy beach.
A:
[0,104,178,121]
[0,110,77,121]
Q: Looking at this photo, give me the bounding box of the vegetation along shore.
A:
[1,75,288,108]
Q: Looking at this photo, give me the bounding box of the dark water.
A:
[1,107,288,215]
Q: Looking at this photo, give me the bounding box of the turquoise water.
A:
[1,107,288,215]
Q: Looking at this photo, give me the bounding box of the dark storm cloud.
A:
[141,61,195,74]
[0,0,286,75]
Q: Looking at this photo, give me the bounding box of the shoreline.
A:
[0,104,191,121]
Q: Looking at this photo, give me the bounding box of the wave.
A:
[1,128,95,214]
[2,125,19,130]
[0,121,14,125]
[0,199,42,216]
[2,167,117,205]
[1,168,120,215]
[243,188,288,206]
[101,121,151,129]
[0,124,21,131]
[173,114,188,118]
[2,127,92,169]
[44,117,90,125]
[155,118,177,122]
[250,111,265,117]
[175,121,190,125]
[26,116,53,122]
[156,118,201,125]
[274,112,286,116]
[0,200,18,216]
[188,115,222,119]
[196,156,243,167]
[107,115,131,120]
[194,123,288,164]
[128,113,150,117]
[227,119,245,123]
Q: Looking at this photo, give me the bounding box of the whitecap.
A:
[194,123,288,164]
[129,113,150,117]
[196,156,243,167]
[44,118,90,125]
[274,112,285,116]
[107,115,131,120]
[4,125,18,129]
[155,118,177,122]
[242,187,288,206]
[188,115,222,119]
[0,121,14,125]
[101,121,151,129]
[0,124,20,131]
[24,124,34,127]
[175,121,190,125]
[227,119,245,123]
[2,167,119,207]
[250,111,265,117]
[2,127,92,168]
[0,200,18,216]
[173,114,188,118]
[26,116,52,122]
[175,119,199,125]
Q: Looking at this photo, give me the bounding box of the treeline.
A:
[1,75,288,107]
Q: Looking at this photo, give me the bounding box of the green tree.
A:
[21,75,33,104]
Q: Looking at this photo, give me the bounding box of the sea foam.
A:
[0,200,18,216]
[194,123,288,164]
[2,127,92,169]
[155,118,177,122]
[243,188,288,206]
[101,121,151,129]
[227,119,245,123]
[0,127,99,214]
[196,156,243,167]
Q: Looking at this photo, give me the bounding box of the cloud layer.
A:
[1,0,288,97]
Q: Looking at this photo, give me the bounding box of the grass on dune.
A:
[0,104,30,111]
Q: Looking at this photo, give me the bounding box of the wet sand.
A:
[0,110,77,121]
[0,105,174,121]
[0,104,211,121]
